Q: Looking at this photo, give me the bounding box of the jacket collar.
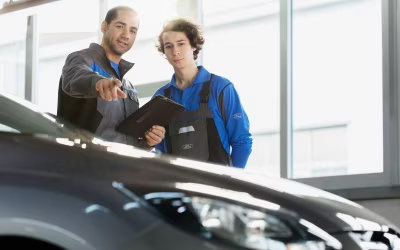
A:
[170,66,211,88]
[89,43,135,79]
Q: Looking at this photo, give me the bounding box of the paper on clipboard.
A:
[117,95,185,139]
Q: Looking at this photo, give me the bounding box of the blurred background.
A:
[0,0,384,181]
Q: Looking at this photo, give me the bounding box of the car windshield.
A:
[0,93,93,140]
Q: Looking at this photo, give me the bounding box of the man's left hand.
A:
[145,125,165,146]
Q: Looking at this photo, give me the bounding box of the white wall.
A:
[357,199,400,228]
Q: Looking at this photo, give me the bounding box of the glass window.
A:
[0,11,27,98]
[202,0,280,176]
[292,0,383,178]
[36,0,100,114]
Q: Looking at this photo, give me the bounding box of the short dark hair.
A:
[104,6,134,24]
[157,18,205,60]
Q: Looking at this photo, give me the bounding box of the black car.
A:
[0,92,399,250]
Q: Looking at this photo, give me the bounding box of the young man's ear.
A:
[101,21,107,33]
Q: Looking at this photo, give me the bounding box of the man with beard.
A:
[57,6,165,148]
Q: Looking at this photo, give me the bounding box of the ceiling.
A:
[0,0,59,14]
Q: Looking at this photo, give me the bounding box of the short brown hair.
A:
[157,18,205,60]
[105,6,135,24]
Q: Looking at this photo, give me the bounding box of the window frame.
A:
[282,0,400,192]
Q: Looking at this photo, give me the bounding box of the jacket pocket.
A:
[169,118,209,161]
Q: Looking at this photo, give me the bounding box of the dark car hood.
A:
[144,157,396,234]
[1,133,396,235]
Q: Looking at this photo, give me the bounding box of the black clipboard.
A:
[117,95,185,139]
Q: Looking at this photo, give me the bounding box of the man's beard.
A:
[109,42,124,56]
[105,37,124,56]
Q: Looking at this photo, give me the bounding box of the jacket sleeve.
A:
[61,51,105,98]
[221,84,253,168]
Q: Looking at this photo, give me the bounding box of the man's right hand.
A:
[96,78,127,101]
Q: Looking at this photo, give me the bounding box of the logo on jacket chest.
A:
[181,144,194,150]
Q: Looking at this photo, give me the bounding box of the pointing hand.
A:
[96,78,127,101]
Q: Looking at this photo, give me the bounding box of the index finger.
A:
[112,78,122,87]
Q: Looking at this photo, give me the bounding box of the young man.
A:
[58,6,165,148]
[154,18,252,168]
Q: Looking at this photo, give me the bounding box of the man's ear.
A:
[101,21,107,33]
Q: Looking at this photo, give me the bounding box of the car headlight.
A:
[144,192,340,250]
[191,196,292,249]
